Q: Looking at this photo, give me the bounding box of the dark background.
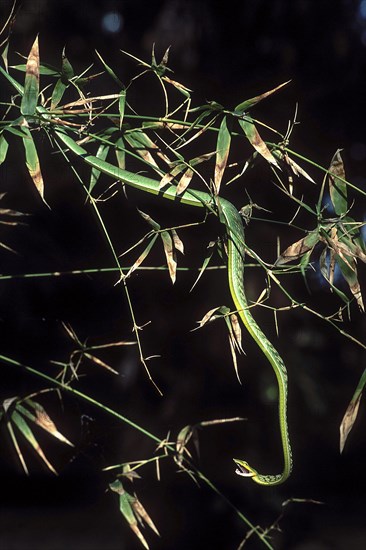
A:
[0,1,366,549]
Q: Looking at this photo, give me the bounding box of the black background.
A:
[0,1,366,549]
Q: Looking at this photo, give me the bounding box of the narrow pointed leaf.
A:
[51,78,68,110]
[130,495,160,536]
[83,352,119,374]
[89,143,109,191]
[329,149,347,216]
[190,241,215,291]
[60,47,74,83]
[7,419,29,474]
[119,89,126,129]
[21,36,40,116]
[22,126,45,200]
[336,253,364,311]
[125,234,159,279]
[17,400,74,446]
[125,130,161,169]
[137,209,161,231]
[95,50,125,88]
[162,76,191,97]
[239,117,279,166]
[176,167,194,195]
[171,229,184,254]
[11,410,57,474]
[196,305,230,328]
[276,230,319,265]
[214,116,231,194]
[340,368,366,453]
[235,81,290,113]
[159,163,185,189]
[115,137,126,169]
[0,134,9,165]
[1,42,9,72]
[110,480,149,549]
[161,230,177,284]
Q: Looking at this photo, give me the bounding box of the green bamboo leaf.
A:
[89,143,110,191]
[328,149,347,216]
[119,89,126,129]
[238,116,279,167]
[95,50,125,88]
[0,133,9,164]
[124,130,161,169]
[17,400,74,446]
[340,368,366,453]
[235,81,290,113]
[6,419,28,474]
[11,63,60,76]
[162,76,192,97]
[115,137,126,170]
[61,47,74,83]
[137,209,161,231]
[109,480,150,549]
[335,252,364,311]
[20,36,40,116]
[11,409,57,474]
[190,241,216,291]
[50,79,68,110]
[214,116,231,194]
[22,126,45,201]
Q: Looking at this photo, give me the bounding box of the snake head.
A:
[233,458,257,478]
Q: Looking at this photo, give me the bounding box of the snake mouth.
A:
[233,459,255,477]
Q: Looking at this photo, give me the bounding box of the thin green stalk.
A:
[0,350,272,548]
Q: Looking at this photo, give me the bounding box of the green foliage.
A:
[0,14,365,549]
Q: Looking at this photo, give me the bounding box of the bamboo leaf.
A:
[11,410,57,474]
[160,229,177,284]
[0,133,9,165]
[51,78,68,110]
[115,137,126,170]
[340,368,366,453]
[119,89,126,129]
[176,167,194,195]
[171,229,184,254]
[214,116,231,194]
[22,126,46,201]
[95,50,125,88]
[89,143,109,191]
[238,116,279,166]
[125,234,159,279]
[137,209,161,231]
[110,480,151,549]
[83,352,119,375]
[195,305,230,328]
[235,81,290,113]
[276,230,319,265]
[6,419,28,474]
[130,494,160,536]
[336,252,364,311]
[190,241,216,291]
[20,36,40,116]
[60,47,74,83]
[328,149,347,216]
[17,400,74,447]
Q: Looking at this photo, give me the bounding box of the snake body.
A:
[0,63,293,485]
[55,131,293,486]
